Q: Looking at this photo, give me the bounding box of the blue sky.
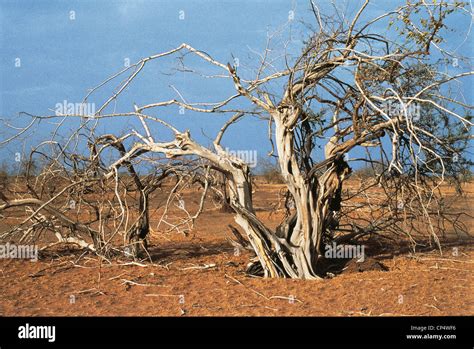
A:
[0,0,472,169]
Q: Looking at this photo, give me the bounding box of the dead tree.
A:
[1,1,472,277]
[0,127,208,259]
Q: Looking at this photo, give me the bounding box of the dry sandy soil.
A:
[0,181,472,316]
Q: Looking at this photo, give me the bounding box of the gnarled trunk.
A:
[225,109,349,279]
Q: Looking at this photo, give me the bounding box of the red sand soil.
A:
[0,181,472,316]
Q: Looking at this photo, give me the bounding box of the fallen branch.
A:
[178,263,217,271]
[224,273,303,303]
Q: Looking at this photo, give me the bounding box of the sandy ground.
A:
[0,181,472,316]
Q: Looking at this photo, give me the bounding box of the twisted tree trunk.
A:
[219,108,350,279]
